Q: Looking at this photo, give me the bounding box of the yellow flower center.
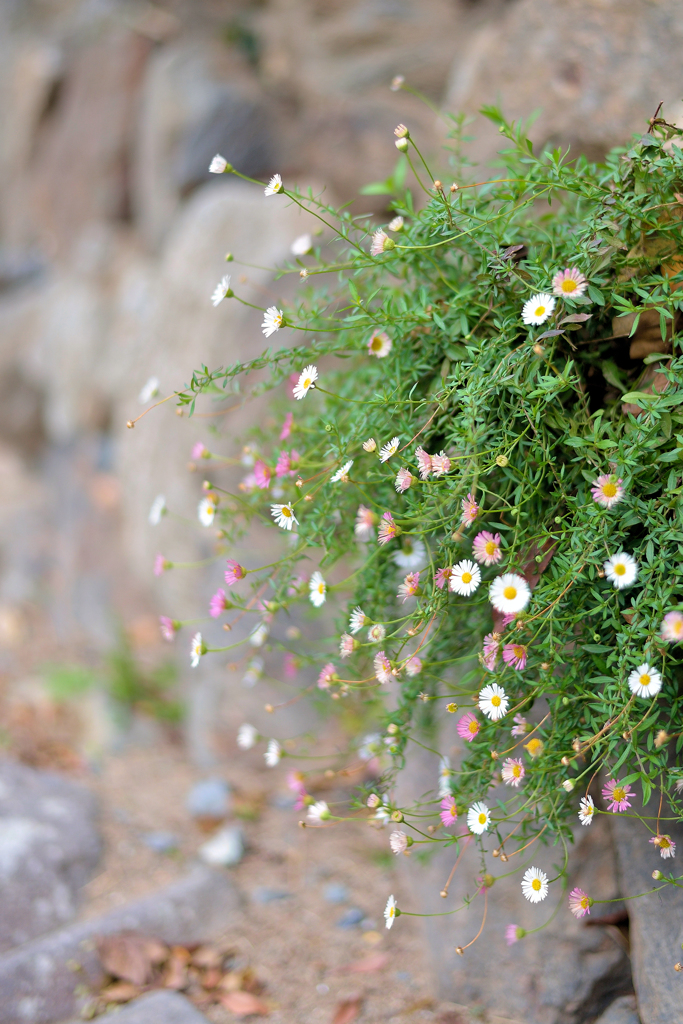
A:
[317,584,325,594]
[512,765,521,777]
[562,279,577,293]
[485,541,497,555]
[612,787,625,802]
[640,673,650,687]
[462,572,472,584]
[513,646,525,658]
[449,806,456,817]
[534,305,546,317]
[580,895,589,908]
[388,906,395,917]
[303,377,311,388]
[675,621,683,635]
[503,585,517,600]
[371,336,382,350]
[468,720,478,734]
[478,813,487,824]
[531,878,541,891]
[282,507,291,517]
[491,695,501,707]
[603,482,617,497]
[614,563,625,575]
[661,837,671,849]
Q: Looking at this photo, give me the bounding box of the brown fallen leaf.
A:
[334,952,389,974]
[164,949,189,990]
[332,996,362,1024]
[202,967,223,989]
[100,980,141,1003]
[191,945,223,970]
[218,971,243,992]
[219,990,270,1016]
[96,932,168,986]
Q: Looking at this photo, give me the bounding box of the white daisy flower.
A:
[388,216,404,232]
[449,559,481,597]
[293,364,318,400]
[578,795,595,826]
[138,376,160,404]
[384,894,398,929]
[392,538,426,571]
[379,436,400,462]
[309,571,327,607]
[628,662,662,699]
[349,607,367,634]
[478,682,509,721]
[264,739,281,766]
[308,800,331,823]
[209,154,228,173]
[522,293,555,326]
[291,233,312,256]
[198,496,216,526]
[262,306,284,337]
[521,866,549,903]
[604,551,638,589]
[249,622,269,647]
[148,494,166,525]
[368,331,392,358]
[489,573,531,615]
[237,723,258,750]
[330,460,353,483]
[264,173,283,196]
[438,756,451,798]
[190,632,204,668]
[389,830,408,854]
[467,801,490,835]
[271,502,298,530]
[211,274,231,306]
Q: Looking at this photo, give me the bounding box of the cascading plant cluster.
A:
[145,103,683,955]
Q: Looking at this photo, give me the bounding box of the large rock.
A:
[610,813,683,1024]
[397,740,632,1023]
[445,0,683,167]
[0,758,101,953]
[595,995,641,1024]
[66,990,211,1024]
[0,863,239,1024]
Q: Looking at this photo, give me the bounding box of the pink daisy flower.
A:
[275,451,291,477]
[591,474,624,508]
[472,531,502,566]
[287,770,308,810]
[440,797,458,827]
[457,711,479,742]
[370,228,391,256]
[192,441,208,460]
[397,571,419,603]
[511,714,528,737]
[415,447,432,480]
[368,330,392,358]
[661,610,683,643]
[650,834,676,858]
[374,651,393,684]
[431,452,451,477]
[355,505,376,540]
[503,643,527,671]
[602,778,633,813]
[283,652,298,679]
[254,459,271,489]
[225,560,246,586]
[317,663,337,689]
[154,553,169,577]
[209,588,229,618]
[482,632,501,671]
[280,412,293,440]
[501,757,525,788]
[159,616,177,642]
[378,511,400,545]
[506,924,523,946]
[568,887,592,918]
[339,633,357,658]
[395,468,413,492]
[460,492,479,527]
[552,267,588,298]
[434,566,452,590]
[239,473,257,493]
[406,655,422,676]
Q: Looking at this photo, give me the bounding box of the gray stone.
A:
[66,990,211,1024]
[0,758,101,953]
[186,777,231,820]
[0,863,239,1024]
[324,882,349,904]
[251,886,293,904]
[595,995,641,1024]
[141,831,178,854]
[610,813,683,1024]
[198,825,244,867]
[335,907,365,929]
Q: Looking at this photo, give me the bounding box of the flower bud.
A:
[654,730,670,748]
[391,810,404,822]
[450,183,458,193]
[394,123,409,138]
[495,454,509,467]
[367,793,380,808]
[390,75,405,91]
[395,137,408,152]
[455,946,464,956]
[446,702,458,713]
[653,869,663,880]
[387,723,399,735]
[562,779,574,792]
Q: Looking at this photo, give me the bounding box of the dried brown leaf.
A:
[191,945,223,969]
[332,997,362,1024]
[96,932,168,986]
[335,952,389,974]
[219,990,270,1016]
[100,980,141,1003]
[164,950,189,990]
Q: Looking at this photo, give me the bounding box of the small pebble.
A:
[251,887,293,904]
[316,983,329,995]
[336,907,364,929]
[198,825,244,867]
[323,882,349,904]
[271,794,297,809]
[186,778,231,819]
[141,830,178,854]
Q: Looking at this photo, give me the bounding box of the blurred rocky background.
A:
[0,1,682,1022]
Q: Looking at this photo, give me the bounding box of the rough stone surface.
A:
[397,739,632,1024]
[0,863,239,1024]
[0,757,101,953]
[445,0,683,167]
[595,994,641,1024]
[66,990,211,1024]
[610,813,683,1024]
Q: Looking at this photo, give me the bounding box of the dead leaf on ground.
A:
[332,996,362,1024]
[96,932,168,985]
[191,945,224,970]
[334,952,389,974]
[100,981,142,1003]
[163,948,190,990]
[219,990,270,1016]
